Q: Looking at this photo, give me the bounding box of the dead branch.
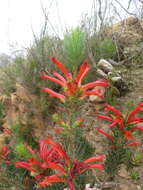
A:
[97,0,104,30]
[114,0,137,17]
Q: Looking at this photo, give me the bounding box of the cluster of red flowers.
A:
[97,104,143,146]
[41,57,109,102]
[16,137,104,190]
[0,145,11,164]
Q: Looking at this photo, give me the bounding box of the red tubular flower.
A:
[16,137,104,189]
[83,155,105,163]
[82,80,109,91]
[97,104,143,142]
[40,74,66,87]
[53,71,66,84]
[75,61,90,86]
[105,104,122,118]
[41,57,109,101]
[86,163,104,170]
[43,137,71,165]
[96,128,114,141]
[51,57,72,80]
[83,89,104,98]
[70,156,104,178]
[68,179,76,190]
[97,115,115,123]
[98,105,124,130]
[41,161,67,174]
[127,141,140,147]
[39,174,65,187]
[109,121,118,128]
[126,117,143,124]
[16,161,37,172]
[42,88,65,102]
[133,126,143,131]
[127,103,143,122]
[67,81,76,96]
[0,145,11,161]
[123,131,132,140]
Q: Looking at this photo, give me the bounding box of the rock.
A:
[111,76,122,82]
[96,58,130,96]
[119,183,138,190]
[118,167,131,179]
[85,184,100,190]
[89,95,102,102]
[97,59,114,72]
[137,185,141,190]
[97,69,108,78]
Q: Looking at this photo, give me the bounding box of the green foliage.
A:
[28,36,63,69]
[0,37,63,95]
[73,174,88,190]
[11,122,30,142]
[126,101,136,112]
[105,85,119,106]
[63,27,86,71]
[0,64,18,94]
[132,152,143,166]
[91,37,116,61]
[61,127,94,161]
[62,135,93,190]
[74,130,94,161]
[11,122,38,150]
[1,161,36,190]
[52,105,94,189]
[14,143,31,160]
[0,57,39,94]
[11,123,22,137]
[105,147,133,176]
[44,182,66,190]
[129,169,140,180]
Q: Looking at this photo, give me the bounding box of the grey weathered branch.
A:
[114,0,137,17]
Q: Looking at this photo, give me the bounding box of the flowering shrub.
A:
[97,104,143,145]
[97,104,143,176]
[16,137,104,189]
[41,57,109,102]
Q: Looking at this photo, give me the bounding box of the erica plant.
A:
[14,57,109,189]
[40,57,109,136]
[16,137,104,190]
[40,58,109,165]
[41,57,109,103]
[97,104,143,176]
